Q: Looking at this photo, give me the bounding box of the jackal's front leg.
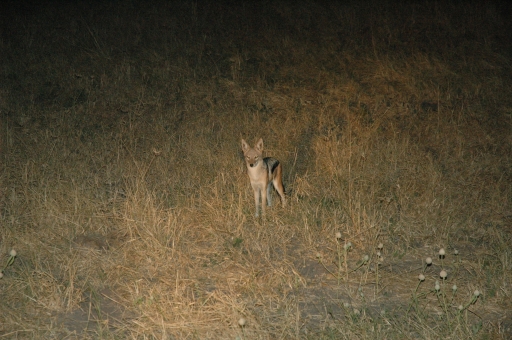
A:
[261,187,267,216]
[253,187,261,217]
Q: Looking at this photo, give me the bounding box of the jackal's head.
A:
[241,138,264,168]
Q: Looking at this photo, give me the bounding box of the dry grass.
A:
[1,0,511,338]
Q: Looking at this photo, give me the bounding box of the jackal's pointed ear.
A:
[241,139,249,152]
[255,138,264,152]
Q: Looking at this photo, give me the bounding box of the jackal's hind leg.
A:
[266,182,273,206]
[274,181,285,206]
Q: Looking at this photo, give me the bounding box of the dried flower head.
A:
[9,249,16,257]
[439,248,445,256]
[452,284,457,292]
[238,318,246,326]
[434,281,440,291]
[473,290,480,297]
[440,270,447,279]
[454,249,459,255]
[426,257,433,265]
[418,274,425,281]
[377,243,383,250]
[335,232,342,240]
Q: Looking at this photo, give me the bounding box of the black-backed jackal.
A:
[241,138,286,217]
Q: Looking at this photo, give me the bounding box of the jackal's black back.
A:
[263,157,280,176]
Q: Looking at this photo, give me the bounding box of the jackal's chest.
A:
[246,164,267,181]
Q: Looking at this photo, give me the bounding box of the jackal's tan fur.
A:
[241,138,286,217]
